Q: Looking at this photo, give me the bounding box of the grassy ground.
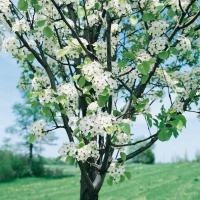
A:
[0,162,200,200]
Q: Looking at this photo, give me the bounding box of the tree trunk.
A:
[80,174,99,200]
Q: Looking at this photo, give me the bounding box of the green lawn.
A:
[0,163,200,200]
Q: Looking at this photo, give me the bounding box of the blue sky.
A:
[0,52,200,163]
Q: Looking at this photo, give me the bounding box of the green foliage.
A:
[98,94,110,107]
[195,151,200,163]
[18,0,28,11]
[118,123,130,134]
[0,150,45,182]
[137,61,151,75]
[43,26,53,38]
[127,138,155,164]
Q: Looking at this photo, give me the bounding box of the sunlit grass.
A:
[0,163,199,200]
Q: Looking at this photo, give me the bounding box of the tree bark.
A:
[80,174,98,200]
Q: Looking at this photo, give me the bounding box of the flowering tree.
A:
[1,0,200,199]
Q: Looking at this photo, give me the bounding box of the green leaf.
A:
[169,47,179,55]
[189,90,196,99]
[72,74,80,81]
[66,156,75,164]
[40,107,51,117]
[107,176,114,186]
[147,116,152,128]
[26,92,39,98]
[86,97,91,104]
[118,122,130,134]
[84,58,92,65]
[137,61,150,75]
[18,0,28,11]
[119,175,125,183]
[30,0,38,4]
[37,20,46,27]
[28,134,35,143]
[29,74,34,79]
[113,110,121,117]
[58,49,68,57]
[77,6,85,18]
[27,54,35,62]
[120,152,126,161]
[72,128,80,136]
[106,126,116,134]
[55,156,62,162]
[97,94,109,107]
[176,120,183,131]
[118,59,129,68]
[158,51,169,60]
[43,26,53,38]
[129,16,138,26]
[60,109,67,115]
[122,52,135,60]
[176,114,186,127]
[78,76,86,88]
[141,75,149,84]
[34,4,42,12]
[132,94,137,103]
[124,171,131,180]
[158,128,172,141]
[142,13,155,22]
[168,8,175,18]
[57,96,67,104]
[31,101,40,108]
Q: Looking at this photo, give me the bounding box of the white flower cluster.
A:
[27,40,36,48]
[59,142,77,157]
[111,24,122,33]
[148,20,169,37]
[104,0,131,17]
[59,141,99,162]
[0,0,11,15]
[93,37,119,60]
[32,76,50,91]
[57,83,77,101]
[17,76,30,91]
[148,37,166,55]
[82,61,117,96]
[138,0,160,14]
[156,69,176,88]
[2,36,18,54]
[172,96,184,113]
[68,116,79,126]
[38,0,60,19]
[30,120,46,139]
[87,101,99,112]
[169,0,190,11]
[176,35,191,55]
[108,163,125,177]
[113,132,130,145]
[12,20,30,33]
[79,112,115,137]
[92,71,117,96]
[136,50,151,63]
[85,0,97,9]
[76,142,99,161]
[87,12,100,27]
[135,50,154,72]
[39,88,58,104]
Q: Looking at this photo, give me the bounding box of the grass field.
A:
[0,162,200,200]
